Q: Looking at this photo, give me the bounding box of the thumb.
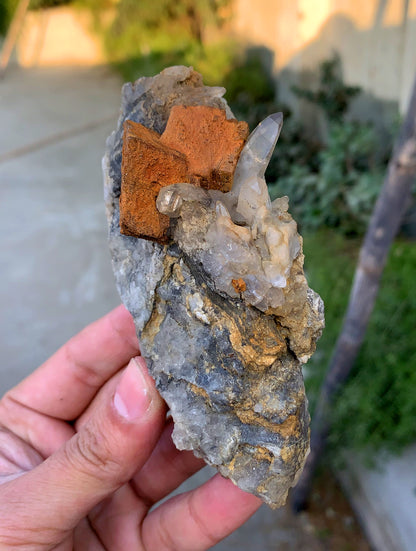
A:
[0,357,166,546]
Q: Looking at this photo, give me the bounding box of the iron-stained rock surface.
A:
[103,66,324,508]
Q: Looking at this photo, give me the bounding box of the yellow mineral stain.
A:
[234,407,300,438]
[188,382,211,404]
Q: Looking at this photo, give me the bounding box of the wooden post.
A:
[291,73,416,512]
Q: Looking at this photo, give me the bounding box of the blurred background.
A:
[0,1,415,549]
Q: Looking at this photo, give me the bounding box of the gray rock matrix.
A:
[103,66,324,508]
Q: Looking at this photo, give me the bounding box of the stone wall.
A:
[338,445,416,551]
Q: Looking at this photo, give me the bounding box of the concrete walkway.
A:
[0,64,338,550]
[0,65,121,391]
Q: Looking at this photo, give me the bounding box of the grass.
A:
[302,230,416,460]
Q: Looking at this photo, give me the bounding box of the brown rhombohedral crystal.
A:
[119,105,248,243]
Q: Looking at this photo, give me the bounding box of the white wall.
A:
[232,0,416,114]
[338,445,416,551]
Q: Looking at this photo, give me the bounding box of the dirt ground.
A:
[297,472,371,551]
[211,468,371,551]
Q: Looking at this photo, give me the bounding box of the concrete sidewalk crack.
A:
[0,113,117,164]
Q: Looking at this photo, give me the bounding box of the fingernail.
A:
[113,357,152,420]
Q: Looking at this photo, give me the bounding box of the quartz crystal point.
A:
[231,112,283,196]
[103,66,325,508]
[158,113,299,311]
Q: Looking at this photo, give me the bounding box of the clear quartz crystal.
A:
[156,188,183,217]
[231,112,283,195]
[157,113,301,311]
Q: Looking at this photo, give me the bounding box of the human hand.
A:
[0,305,261,550]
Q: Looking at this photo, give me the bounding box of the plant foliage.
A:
[0,0,16,35]
[269,121,383,234]
[100,0,235,86]
[222,49,319,182]
[292,53,360,121]
[0,0,71,36]
[269,54,390,235]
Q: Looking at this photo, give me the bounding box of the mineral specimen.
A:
[103,66,324,508]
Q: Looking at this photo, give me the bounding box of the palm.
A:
[0,306,260,550]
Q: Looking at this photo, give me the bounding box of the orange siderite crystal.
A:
[119,105,248,243]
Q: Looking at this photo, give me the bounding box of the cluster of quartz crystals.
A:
[157,113,300,311]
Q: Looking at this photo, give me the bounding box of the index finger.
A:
[7,305,139,420]
[141,474,262,550]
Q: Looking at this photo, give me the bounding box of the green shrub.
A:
[101,0,236,86]
[292,53,360,122]
[270,121,383,235]
[30,0,72,8]
[0,0,72,36]
[0,1,8,35]
[223,48,277,126]
[0,0,17,35]
[222,50,319,183]
[268,54,392,236]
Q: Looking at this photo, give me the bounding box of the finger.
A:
[0,358,165,549]
[76,421,205,550]
[0,305,135,457]
[88,483,145,549]
[131,419,205,505]
[0,396,75,458]
[74,518,105,550]
[8,305,139,420]
[74,365,123,431]
[77,384,205,506]
[0,428,43,483]
[142,473,262,551]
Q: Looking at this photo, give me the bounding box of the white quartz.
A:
[157,113,301,311]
